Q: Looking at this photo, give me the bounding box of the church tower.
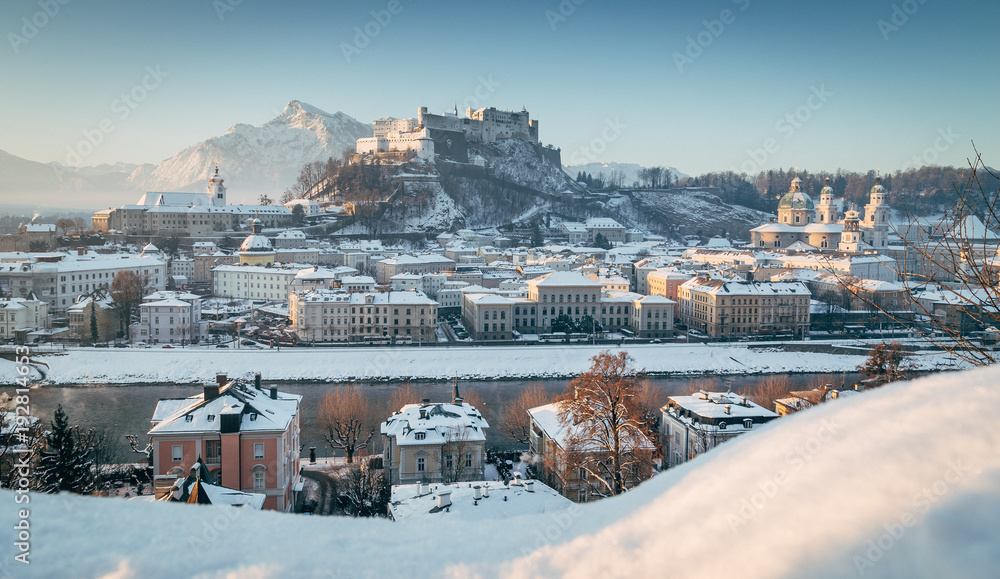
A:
[208,165,227,207]
[838,204,864,253]
[863,173,890,249]
[815,177,838,223]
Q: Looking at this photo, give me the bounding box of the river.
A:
[10,372,862,460]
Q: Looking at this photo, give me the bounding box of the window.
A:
[254,443,264,459]
[445,454,453,470]
[414,432,425,440]
[417,457,426,472]
[465,453,473,468]
[172,445,183,462]
[253,470,265,490]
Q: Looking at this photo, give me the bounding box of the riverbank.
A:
[0,341,963,386]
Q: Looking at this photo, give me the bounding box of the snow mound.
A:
[6,366,1000,578]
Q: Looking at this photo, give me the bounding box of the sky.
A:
[1,0,998,176]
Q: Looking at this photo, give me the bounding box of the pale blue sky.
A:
[1,0,997,175]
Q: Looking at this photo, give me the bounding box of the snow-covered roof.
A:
[349,291,436,306]
[149,379,300,435]
[526,271,604,288]
[681,277,811,296]
[665,391,777,433]
[388,479,572,521]
[381,400,489,447]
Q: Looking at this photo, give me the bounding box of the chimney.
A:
[724,404,731,415]
[524,480,534,493]
[436,488,452,509]
[204,384,220,400]
[269,386,277,400]
[482,484,489,498]
[473,485,483,500]
[254,373,261,389]
[216,374,227,387]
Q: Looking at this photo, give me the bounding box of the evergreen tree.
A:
[35,405,95,494]
[89,301,99,344]
[531,222,544,248]
[594,233,612,250]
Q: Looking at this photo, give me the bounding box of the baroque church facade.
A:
[750,174,890,253]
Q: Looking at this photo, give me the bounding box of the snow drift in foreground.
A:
[0,342,959,385]
[5,366,999,578]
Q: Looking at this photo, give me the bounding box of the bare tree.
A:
[558,351,653,497]
[339,458,390,517]
[497,384,550,444]
[319,387,377,463]
[385,382,423,418]
[744,374,793,411]
[441,424,477,483]
[110,270,149,340]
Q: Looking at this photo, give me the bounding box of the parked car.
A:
[162,345,173,349]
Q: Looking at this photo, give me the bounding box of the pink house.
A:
[148,374,302,512]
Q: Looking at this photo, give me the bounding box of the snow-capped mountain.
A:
[564,161,688,185]
[134,100,372,200]
[0,101,371,209]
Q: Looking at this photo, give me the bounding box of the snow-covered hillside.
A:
[7,365,999,578]
[135,101,372,200]
[612,188,773,240]
[565,161,688,184]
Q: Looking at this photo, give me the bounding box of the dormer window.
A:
[207,415,215,422]
[185,415,193,422]
[414,432,426,440]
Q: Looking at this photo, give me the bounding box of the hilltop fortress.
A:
[356,105,548,164]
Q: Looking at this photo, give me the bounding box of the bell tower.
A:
[838,204,864,253]
[863,172,890,249]
[208,165,227,207]
[816,177,838,223]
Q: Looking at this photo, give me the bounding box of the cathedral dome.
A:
[778,190,815,210]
